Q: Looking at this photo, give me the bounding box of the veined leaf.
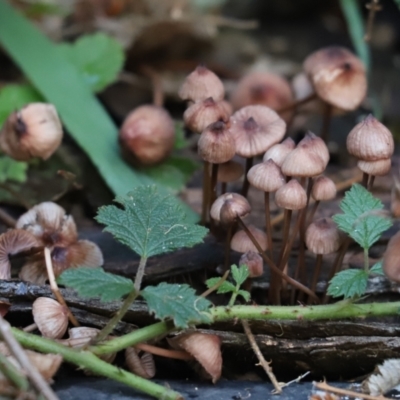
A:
[58,33,124,93]
[370,261,384,275]
[327,269,369,298]
[96,185,208,258]
[205,277,236,294]
[232,264,249,287]
[58,267,134,302]
[0,156,28,183]
[237,289,250,302]
[141,282,212,328]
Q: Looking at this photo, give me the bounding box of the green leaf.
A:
[231,265,249,287]
[0,84,42,126]
[237,289,250,302]
[333,184,392,249]
[0,156,28,183]
[174,122,189,150]
[370,261,384,275]
[96,185,208,258]
[58,33,124,93]
[327,269,369,298]
[205,277,236,294]
[141,282,212,328]
[58,267,134,302]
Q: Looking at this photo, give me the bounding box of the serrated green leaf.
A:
[96,185,208,258]
[231,265,249,287]
[205,277,236,294]
[0,156,28,183]
[141,282,212,328]
[327,269,369,298]
[0,84,42,126]
[370,261,384,275]
[58,33,124,93]
[237,289,250,302]
[58,267,134,302]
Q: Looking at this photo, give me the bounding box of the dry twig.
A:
[314,381,391,400]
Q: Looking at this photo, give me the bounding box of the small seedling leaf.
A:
[58,267,134,302]
[205,277,236,294]
[58,33,124,93]
[141,283,212,328]
[237,289,251,302]
[96,185,208,258]
[0,156,28,183]
[231,265,249,287]
[370,261,384,276]
[327,269,369,298]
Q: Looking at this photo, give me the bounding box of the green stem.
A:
[364,247,370,273]
[10,328,183,400]
[95,256,147,342]
[0,352,29,391]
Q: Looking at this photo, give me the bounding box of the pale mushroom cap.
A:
[214,160,244,183]
[230,71,294,121]
[0,229,39,280]
[275,179,307,210]
[231,225,268,253]
[239,250,263,278]
[16,202,78,246]
[230,105,286,158]
[303,46,367,110]
[347,115,394,161]
[0,103,63,161]
[312,175,337,201]
[383,231,400,282]
[19,261,48,285]
[247,159,285,192]
[299,131,330,166]
[281,146,325,178]
[391,175,400,218]
[119,105,175,166]
[125,347,156,379]
[305,217,341,255]
[210,193,250,222]
[183,97,231,133]
[179,66,225,102]
[32,297,68,339]
[263,137,295,167]
[198,121,236,164]
[357,158,391,176]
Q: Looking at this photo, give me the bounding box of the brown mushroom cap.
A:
[357,158,391,176]
[230,71,294,121]
[230,225,268,253]
[247,159,285,192]
[179,66,225,102]
[347,114,394,161]
[383,231,400,282]
[198,121,236,164]
[210,193,251,223]
[281,146,325,178]
[230,105,286,158]
[303,46,367,110]
[312,175,337,201]
[239,251,263,278]
[183,97,231,134]
[275,179,307,210]
[305,217,341,255]
[214,160,244,183]
[263,137,295,167]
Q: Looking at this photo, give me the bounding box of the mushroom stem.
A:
[320,102,332,143]
[276,92,317,114]
[236,217,318,301]
[241,157,254,197]
[308,254,323,304]
[210,163,219,206]
[362,172,369,188]
[278,209,292,268]
[224,223,234,271]
[264,192,273,260]
[0,208,16,228]
[135,343,193,361]
[220,182,227,196]
[306,201,320,226]
[368,175,375,191]
[23,323,38,333]
[44,247,79,327]
[201,161,211,225]
[140,65,164,107]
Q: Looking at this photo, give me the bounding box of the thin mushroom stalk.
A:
[320,102,333,143]
[308,254,323,304]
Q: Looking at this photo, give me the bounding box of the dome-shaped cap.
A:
[230,105,286,158]
[239,251,263,278]
[383,231,400,282]
[275,179,307,210]
[347,114,394,161]
[263,137,295,167]
[303,46,367,111]
[305,217,341,255]
[183,98,231,134]
[281,145,325,178]
[230,71,294,121]
[210,193,250,222]
[357,158,391,176]
[312,175,337,201]
[247,159,285,192]
[299,131,330,166]
[198,121,236,164]
[179,66,225,102]
[230,225,268,253]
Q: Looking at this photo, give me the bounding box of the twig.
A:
[364,0,382,42]
[201,270,230,298]
[44,247,79,327]
[0,207,16,227]
[0,315,58,400]
[276,371,310,392]
[313,380,391,400]
[242,320,282,394]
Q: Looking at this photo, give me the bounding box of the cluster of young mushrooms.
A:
[0,44,398,386]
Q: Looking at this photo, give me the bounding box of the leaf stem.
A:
[134,256,148,293]
[364,247,370,273]
[0,352,30,392]
[10,328,183,400]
